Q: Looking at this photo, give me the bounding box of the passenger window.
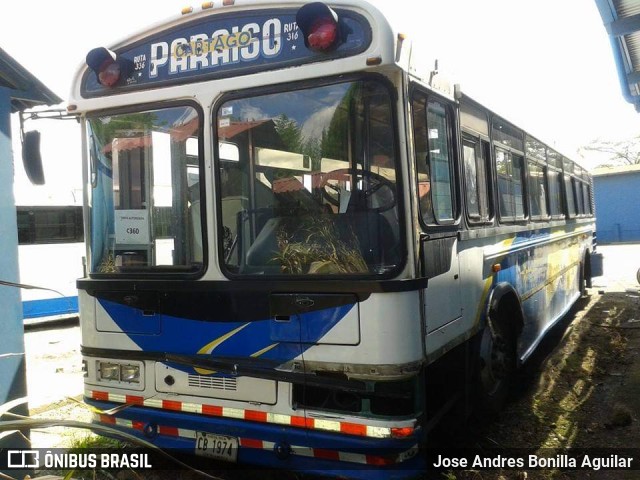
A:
[583,183,592,215]
[574,179,585,215]
[564,175,577,217]
[463,137,490,223]
[411,91,456,226]
[547,169,564,217]
[496,148,526,222]
[527,162,549,219]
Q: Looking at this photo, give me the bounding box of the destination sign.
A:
[82,9,371,96]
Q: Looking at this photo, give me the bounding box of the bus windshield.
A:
[87,105,203,274]
[217,78,401,276]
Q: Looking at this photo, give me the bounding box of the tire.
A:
[579,259,588,296]
[474,317,517,415]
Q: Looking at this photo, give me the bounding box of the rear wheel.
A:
[579,258,588,296]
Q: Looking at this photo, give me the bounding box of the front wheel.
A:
[473,319,516,415]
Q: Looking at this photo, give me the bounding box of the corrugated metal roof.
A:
[0,47,62,112]
[596,0,640,110]
[614,0,640,18]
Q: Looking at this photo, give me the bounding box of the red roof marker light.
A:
[296,2,343,53]
[86,47,129,87]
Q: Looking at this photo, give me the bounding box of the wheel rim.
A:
[479,326,512,396]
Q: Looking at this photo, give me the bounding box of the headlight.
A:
[97,361,141,384]
[120,364,140,383]
[98,362,120,381]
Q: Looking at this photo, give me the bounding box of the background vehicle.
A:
[70,1,595,477]
[17,205,84,324]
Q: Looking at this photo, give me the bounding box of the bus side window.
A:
[495,148,526,222]
[462,136,491,223]
[411,91,456,226]
[527,161,549,220]
[547,169,564,217]
[564,174,577,218]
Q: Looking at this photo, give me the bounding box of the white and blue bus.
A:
[16,205,84,324]
[70,1,595,476]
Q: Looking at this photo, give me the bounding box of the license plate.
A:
[195,431,238,462]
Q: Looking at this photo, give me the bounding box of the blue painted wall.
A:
[594,170,640,243]
[0,87,29,437]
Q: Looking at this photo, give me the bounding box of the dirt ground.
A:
[433,288,640,480]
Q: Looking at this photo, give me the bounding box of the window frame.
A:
[526,159,550,222]
[17,206,84,245]
[461,132,493,226]
[494,144,527,224]
[546,166,566,220]
[213,73,406,280]
[563,173,578,219]
[85,100,207,279]
[410,87,459,230]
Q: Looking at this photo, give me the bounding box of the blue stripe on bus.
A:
[22,296,78,319]
[98,299,355,369]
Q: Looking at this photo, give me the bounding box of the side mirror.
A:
[22,130,45,185]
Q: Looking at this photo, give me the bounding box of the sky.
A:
[2,0,638,204]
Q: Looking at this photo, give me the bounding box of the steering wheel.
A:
[319,168,396,213]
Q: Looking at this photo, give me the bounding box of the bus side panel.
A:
[516,229,589,360]
[484,227,591,361]
[422,224,592,368]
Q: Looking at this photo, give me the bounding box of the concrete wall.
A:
[594,170,640,243]
[0,87,29,446]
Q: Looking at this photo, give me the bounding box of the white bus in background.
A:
[16,205,84,324]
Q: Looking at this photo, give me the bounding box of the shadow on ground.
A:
[429,290,640,480]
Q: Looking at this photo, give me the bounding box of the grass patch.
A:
[67,433,124,450]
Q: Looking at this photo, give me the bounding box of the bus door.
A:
[411,91,462,355]
[421,235,462,349]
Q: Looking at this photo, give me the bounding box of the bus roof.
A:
[68,0,403,110]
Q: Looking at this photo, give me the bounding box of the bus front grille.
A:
[188,374,238,391]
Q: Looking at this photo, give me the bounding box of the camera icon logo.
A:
[7,450,39,468]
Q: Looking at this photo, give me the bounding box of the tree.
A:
[579,135,640,167]
[273,114,302,153]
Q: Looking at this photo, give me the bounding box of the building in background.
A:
[593,164,640,242]
[0,47,61,448]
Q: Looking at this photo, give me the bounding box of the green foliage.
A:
[273,114,303,153]
[89,112,163,147]
[67,433,124,450]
